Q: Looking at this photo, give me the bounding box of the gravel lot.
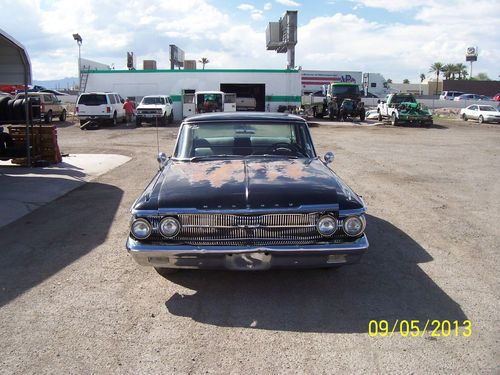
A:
[1,118,499,374]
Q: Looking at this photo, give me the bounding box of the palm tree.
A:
[441,64,453,80]
[198,57,210,70]
[420,73,426,83]
[455,63,467,80]
[429,62,444,95]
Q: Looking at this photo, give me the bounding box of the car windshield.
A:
[331,85,359,95]
[479,106,497,111]
[142,97,165,105]
[174,122,316,159]
[78,94,107,105]
[392,95,416,104]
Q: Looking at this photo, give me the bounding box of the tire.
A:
[168,111,174,124]
[462,113,468,121]
[0,96,10,121]
[135,117,142,127]
[377,111,382,121]
[44,110,53,124]
[391,113,398,126]
[161,113,167,127]
[360,110,365,121]
[478,115,484,124]
[111,112,117,126]
[59,109,67,122]
[154,267,178,277]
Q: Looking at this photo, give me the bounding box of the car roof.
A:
[183,112,306,123]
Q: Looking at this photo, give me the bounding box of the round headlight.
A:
[159,217,181,238]
[131,218,152,239]
[317,215,337,237]
[343,215,366,237]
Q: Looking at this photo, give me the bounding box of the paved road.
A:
[0,119,498,374]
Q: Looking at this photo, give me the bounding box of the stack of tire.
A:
[0,95,40,124]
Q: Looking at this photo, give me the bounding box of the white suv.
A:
[76,92,126,127]
[136,95,174,126]
[439,91,464,100]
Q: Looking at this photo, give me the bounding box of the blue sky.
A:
[1,0,498,83]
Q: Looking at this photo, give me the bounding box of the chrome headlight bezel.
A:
[131,218,152,240]
[343,215,366,237]
[316,215,338,237]
[159,216,181,238]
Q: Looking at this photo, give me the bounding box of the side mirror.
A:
[157,152,168,167]
[324,151,334,164]
[120,99,125,104]
[377,100,380,104]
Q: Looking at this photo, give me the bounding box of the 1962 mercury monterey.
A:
[126,112,368,272]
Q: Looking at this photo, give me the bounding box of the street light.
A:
[72,33,82,93]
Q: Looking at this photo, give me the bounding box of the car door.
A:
[469,105,478,120]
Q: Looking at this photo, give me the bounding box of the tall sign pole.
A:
[73,33,82,92]
[465,47,478,80]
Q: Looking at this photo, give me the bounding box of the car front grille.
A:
[146,213,351,245]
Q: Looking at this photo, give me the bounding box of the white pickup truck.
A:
[136,95,174,126]
[377,93,433,126]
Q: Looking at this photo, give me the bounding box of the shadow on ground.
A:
[0,181,123,307]
[163,214,467,333]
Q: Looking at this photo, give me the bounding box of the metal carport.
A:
[0,28,32,164]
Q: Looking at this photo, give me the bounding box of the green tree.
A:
[198,57,210,70]
[441,64,453,80]
[473,72,491,81]
[386,78,393,84]
[429,62,444,95]
[455,63,467,80]
[403,79,410,84]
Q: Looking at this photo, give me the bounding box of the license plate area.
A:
[226,252,271,270]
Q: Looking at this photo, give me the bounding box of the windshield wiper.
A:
[189,154,241,162]
[247,154,299,159]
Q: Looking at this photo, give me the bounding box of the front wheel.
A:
[478,115,484,124]
[377,111,382,121]
[111,112,117,126]
[359,110,365,121]
[391,113,398,126]
[168,111,174,124]
[462,113,468,121]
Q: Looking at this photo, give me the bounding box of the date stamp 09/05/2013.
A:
[368,320,472,338]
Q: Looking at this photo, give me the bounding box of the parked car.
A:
[39,89,69,97]
[454,93,484,101]
[14,92,67,122]
[127,112,369,273]
[76,92,126,127]
[460,104,500,124]
[493,93,500,101]
[135,95,174,126]
[439,91,464,100]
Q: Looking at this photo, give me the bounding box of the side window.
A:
[168,97,172,104]
[44,94,53,102]
[470,105,477,111]
[109,94,116,104]
[160,97,165,105]
[370,82,377,88]
[115,95,121,104]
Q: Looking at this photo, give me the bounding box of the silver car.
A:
[460,104,500,124]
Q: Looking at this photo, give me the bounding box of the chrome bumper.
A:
[126,235,369,270]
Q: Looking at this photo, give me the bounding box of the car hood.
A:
[134,158,364,211]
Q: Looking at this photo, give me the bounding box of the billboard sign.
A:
[170,45,185,69]
[465,46,478,62]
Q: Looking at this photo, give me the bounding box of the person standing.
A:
[123,98,135,125]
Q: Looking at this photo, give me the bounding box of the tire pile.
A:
[0,95,41,123]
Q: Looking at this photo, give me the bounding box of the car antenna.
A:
[156,115,161,169]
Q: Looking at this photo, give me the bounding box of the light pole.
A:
[72,33,82,92]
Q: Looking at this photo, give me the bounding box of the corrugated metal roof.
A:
[0,28,31,85]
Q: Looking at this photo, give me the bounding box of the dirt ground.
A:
[0,117,499,374]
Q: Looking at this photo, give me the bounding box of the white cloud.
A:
[0,0,498,82]
[275,0,300,7]
[237,3,255,11]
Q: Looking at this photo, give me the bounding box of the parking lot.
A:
[0,118,499,373]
